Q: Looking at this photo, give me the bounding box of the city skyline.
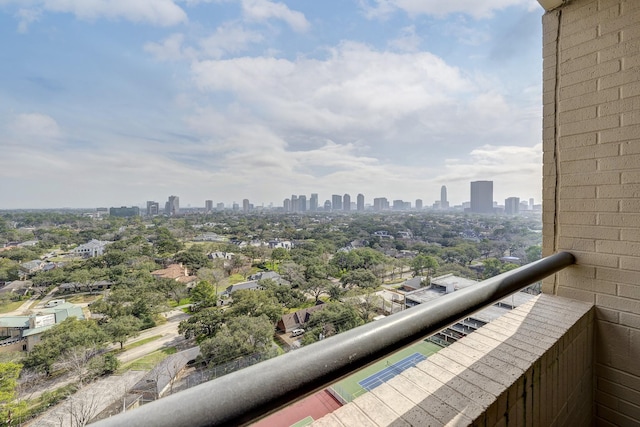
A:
[0,1,543,209]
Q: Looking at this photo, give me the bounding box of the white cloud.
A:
[3,0,188,26]
[15,8,41,33]
[388,25,422,52]
[241,0,309,32]
[9,113,62,142]
[144,33,191,61]
[198,22,264,59]
[361,0,530,19]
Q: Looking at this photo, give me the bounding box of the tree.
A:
[103,315,143,349]
[300,278,329,303]
[261,279,306,308]
[199,315,275,366]
[301,303,363,345]
[411,254,439,277]
[24,317,108,375]
[229,290,283,324]
[189,280,218,311]
[178,307,226,341]
[525,245,542,263]
[339,269,379,289]
[0,362,27,425]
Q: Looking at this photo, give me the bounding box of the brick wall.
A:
[542,0,640,424]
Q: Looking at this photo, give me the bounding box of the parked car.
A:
[291,328,305,337]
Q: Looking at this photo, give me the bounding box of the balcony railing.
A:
[92,251,575,427]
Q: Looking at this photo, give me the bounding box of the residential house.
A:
[151,264,197,286]
[277,303,325,333]
[73,239,110,258]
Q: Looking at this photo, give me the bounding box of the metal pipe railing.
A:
[92,251,575,427]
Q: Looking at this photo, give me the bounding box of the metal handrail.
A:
[92,251,575,427]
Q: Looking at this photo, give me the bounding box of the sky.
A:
[0,0,545,209]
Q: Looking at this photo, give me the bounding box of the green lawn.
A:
[0,299,26,314]
[120,347,177,372]
[330,340,443,402]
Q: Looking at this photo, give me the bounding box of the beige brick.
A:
[596,306,621,323]
[598,97,640,116]
[558,211,598,225]
[557,286,596,303]
[598,213,640,227]
[621,171,640,183]
[597,183,640,198]
[621,110,640,126]
[620,312,640,329]
[600,123,640,143]
[560,224,619,240]
[573,251,620,268]
[559,158,598,174]
[558,199,619,212]
[599,38,640,63]
[620,200,640,212]
[558,185,597,199]
[618,284,640,300]
[561,52,599,75]
[597,363,640,393]
[596,294,640,314]
[557,132,598,149]
[596,268,640,285]
[621,80,640,98]
[595,236,640,253]
[559,87,619,112]
[559,79,597,100]
[599,153,640,170]
[562,32,620,61]
[561,59,621,87]
[620,256,640,271]
[558,237,595,252]
[560,143,618,161]
[621,140,640,154]
[562,171,620,186]
[559,105,598,124]
[596,404,637,426]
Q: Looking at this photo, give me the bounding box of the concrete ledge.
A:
[313,294,594,426]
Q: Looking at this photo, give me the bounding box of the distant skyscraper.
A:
[440,185,449,209]
[470,181,493,214]
[291,195,299,212]
[415,199,423,210]
[357,193,365,211]
[324,200,331,211]
[373,197,388,211]
[332,194,342,211]
[505,197,520,215]
[216,202,225,210]
[529,198,534,210]
[243,199,250,213]
[343,194,351,211]
[146,201,159,216]
[165,195,179,216]
[205,200,213,212]
[298,195,307,212]
[310,193,318,212]
[283,198,291,212]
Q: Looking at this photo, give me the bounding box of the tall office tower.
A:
[205,200,213,212]
[146,201,159,216]
[232,202,239,211]
[373,197,388,211]
[216,202,225,210]
[332,194,342,211]
[343,194,351,211]
[324,200,331,211]
[529,198,534,210]
[415,199,423,210]
[165,195,180,216]
[298,195,307,212]
[283,198,291,212]
[440,185,450,209]
[357,193,365,211]
[393,200,404,210]
[310,193,318,212]
[505,197,520,215]
[291,195,299,212]
[243,199,250,213]
[470,181,494,213]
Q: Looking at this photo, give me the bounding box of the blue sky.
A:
[0,0,544,209]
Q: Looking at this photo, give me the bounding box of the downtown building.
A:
[469,180,493,214]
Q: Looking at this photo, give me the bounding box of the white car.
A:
[291,328,305,337]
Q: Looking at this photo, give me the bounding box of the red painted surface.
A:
[251,389,342,427]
